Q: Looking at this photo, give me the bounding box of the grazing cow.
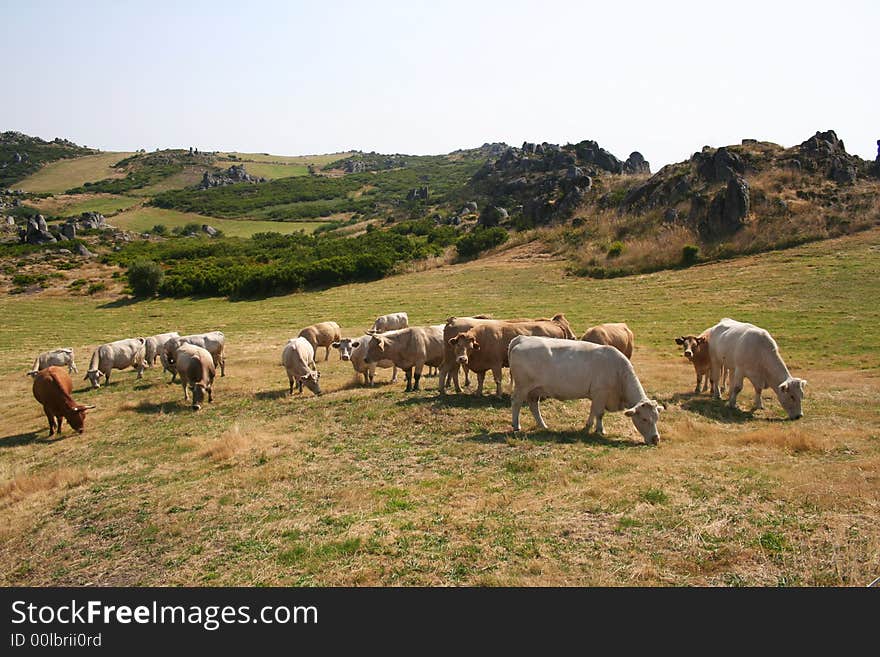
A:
[27,348,78,376]
[581,323,634,359]
[144,332,180,368]
[163,331,226,382]
[32,366,94,435]
[706,318,806,419]
[441,315,576,397]
[332,335,397,386]
[363,325,444,392]
[298,322,342,362]
[509,336,664,444]
[281,337,321,395]
[174,343,216,410]
[84,338,146,389]
[369,312,409,334]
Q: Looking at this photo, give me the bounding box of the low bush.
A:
[456,227,508,258]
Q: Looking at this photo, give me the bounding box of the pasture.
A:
[108,206,329,237]
[16,152,134,194]
[0,229,877,586]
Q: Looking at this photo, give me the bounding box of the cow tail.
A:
[87,348,101,372]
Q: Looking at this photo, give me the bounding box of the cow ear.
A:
[674,337,684,345]
[624,407,636,417]
[472,340,480,351]
[778,381,789,392]
[799,379,807,390]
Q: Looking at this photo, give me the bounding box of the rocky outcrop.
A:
[199,165,266,189]
[623,152,651,175]
[20,215,56,244]
[699,176,750,238]
[406,186,429,201]
[796,130,861,184]
[202,224,218,237]
[574,140,624,174]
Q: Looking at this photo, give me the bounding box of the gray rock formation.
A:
[406,186,429,201]
[623,152,651,175]
[75,242,94,257]
[21,215,56,244]
[202,224,218,237]
[700,176,750,238]
[199,164,265,189]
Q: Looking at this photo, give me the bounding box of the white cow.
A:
[332,335,398,386]
[706,318,806,419]
[509,335,664,445]
[174,343,216,410]
[27,348,78,376]
[163,331,226,382]
[369,312,408,334]
[144,332,180,369]
[84,338,146,388]
[282,337,321,396]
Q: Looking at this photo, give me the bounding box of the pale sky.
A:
[3,0,877,168]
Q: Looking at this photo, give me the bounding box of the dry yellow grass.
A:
[17,152,134,194]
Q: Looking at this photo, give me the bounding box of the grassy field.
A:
[215,159,309,180]
[108,206,328,237]
[220,151,353,167]
[16,152,134,194]
[0,229,877,586]
[31,193,142,217]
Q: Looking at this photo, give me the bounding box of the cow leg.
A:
[529,397,548,430]
[208,386,214,402]
[511,390,524,430]
[695,370,703,394]
[751,379,764,410]
[710,360,722,399]
[56,415,64,434]
[474,371,486,396]
[296,380,303,394]
[727,368,745,409]
[220,355,226,377]
[586,397,607,435]
[390,366,398,383]
[104,370,111,386]
[182,382,189,401]
[493,366,504,398]
[413,363,424,391]
[136,363,144,379]
[45,409,56,435]
[463,366,471,387]
[404,368,413,392]
[288,377,294,395]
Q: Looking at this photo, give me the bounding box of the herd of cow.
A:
[27,310,807,445]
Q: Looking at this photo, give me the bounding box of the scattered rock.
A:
[202,224,218,237]
[20,215,57,245]
[406,186,429,201]
[199,164,265,189]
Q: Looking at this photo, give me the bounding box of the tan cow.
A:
[282,337,321,396]
[298,322,342,361]
[162,331,226,382]
[440,315,576,397]
[363,325,444,392]
[174,343,216,410]
[581,323,634,359]
[84,338,146,389]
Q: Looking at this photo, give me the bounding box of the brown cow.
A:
[442,315,576,397]
[363,325,444,392]
[674,334,711,393]
[32,366,94,435]
[581,323,634,359]
[298,322,342,361]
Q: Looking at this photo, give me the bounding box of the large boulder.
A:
[797,130,861,183]
[623,152,651,175]
[575,140,624,174]
[21,215,56,244]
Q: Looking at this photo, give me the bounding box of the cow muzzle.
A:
[456,356,468,364]
[341,355,350,361]
[684,350,693,359]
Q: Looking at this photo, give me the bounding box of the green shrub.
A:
[607,241,624,258]
[456,227,508,258]
[87,282,107,295]
[151,224,167,235]
[681,244,700,266]
[127,259,164,297]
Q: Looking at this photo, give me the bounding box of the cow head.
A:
[84,370,104,389]
[332,339,359,362]
[163,339,181,366]
[300,370,321,395]
[363,336,387,364]
[191,383,208,410]
[775,377,806,419]
[448,331,479,365]
[66,404,95,433]
[674,335,705,361]
[624,400,664,445]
